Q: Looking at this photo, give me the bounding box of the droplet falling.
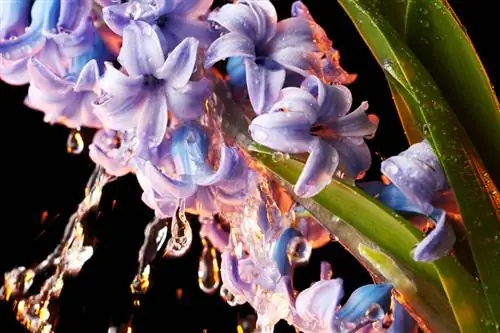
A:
[164,201,193,258]
[198,238,221,294]
[67,129,84,155]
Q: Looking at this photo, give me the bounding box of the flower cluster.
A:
[1,1,458,332]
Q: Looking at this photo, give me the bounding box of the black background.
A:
[0,1,497,332]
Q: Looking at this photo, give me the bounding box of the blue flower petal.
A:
[336,283,392,322]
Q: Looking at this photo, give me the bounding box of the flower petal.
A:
[220,250,252,297]
[166,78,211,120]
[137,89,168,148]
[388,298,418,333]
[269,87,319,120]
[89,143,130,177]
[155,37,199,87]
[268,47,323,78]
[249,111,315,153]
[295,139,339,198]
[331,102,378,137]
[199,220,230,253]
[328,138,372,179]
[412,209,456,262]
[295,278,344,324]
[171,0,212,19]
[27,56,70,91]
[162,16,216,50]
[271,227,303,276]
[226,56,247,87]
[99,62,144,96]
[301,76,353,122]
[93,93,145,130]
[142,160,198,198]
[0,58,29,85]
[0,0,30,39]
[74,59,99,92]
[264,17,317,54]
[102,4,131,36]
[118,21,165,76]
[195,146,234,186]
[204,32,255,68]
[57,0,92,32]
[244,58,285,114]
[336,284,392,322]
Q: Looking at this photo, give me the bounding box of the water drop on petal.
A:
[198,238,221,294]
[67,129,84,155]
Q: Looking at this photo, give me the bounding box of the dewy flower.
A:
[380,140,456,262]
[25,56,102,129]
[103,0,215,50]
[94,21,211,151]
[250,75,378,197]
[133,122,251,218]
[204,0,327,114]
[89,130,135,177]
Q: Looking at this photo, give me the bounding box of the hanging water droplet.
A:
[130,265,150,294]
[67,129,84,154]
[220,285,238,306]
[164,202,193,257]
[198,238,221,294]
[210,21,221,31]
[287,236,311,265]
[365,304,384,321]
[271,151,290,162]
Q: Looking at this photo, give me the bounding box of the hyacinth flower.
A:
[377,140,456,262]
[89,129,135,177]
[205,0,329,114]
[0,0,53,84]
[133,122,251,218]
[250,75,378,197]
[94,21,211,151]
[102,0,215,51]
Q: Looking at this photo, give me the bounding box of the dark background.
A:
[0,1,497,332]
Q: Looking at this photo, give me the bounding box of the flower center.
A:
[143,74,163,87]
[310,124,338,139]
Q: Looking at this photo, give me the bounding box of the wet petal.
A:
[57,0,92,32]
[244,58,285,114]
[207,3,259,41]
[269,87,319,119]
[27,57,70,91]
[137,89,168,148]
[0,0,30,39]
[388,298,418,333]
[74,59,99,92]
[328,138,372,179]
[264,18,317,54]
[412,209,456,262]
[250,111,315,153]
[0,58,29,85]
[295,278,344,324]
[89,144,130,177]
[186,187,219,217]
[331,102,378,137]
[271,227,303,276]
[245,0,277,44]
[195,146,234,186]
[118,21,165,76]
[93,93,145,130]
[171,0,212,19]
[378,184,424,215]
[301,76,353,121]
[226,56,247,87]
[295,139,338,198]
[166,78,211,120]
[199,220,230,253]
[170,122,209,175]
[165,16,216,50]
[221,250,252,296]
[142,160,198,198]
[102,2,157,36]
[268,47,323,78]
[204,32,255,68]
[155,37,199,87]
[99,62,144,96]
[336,284,392,322]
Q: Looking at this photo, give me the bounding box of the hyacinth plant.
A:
[0,0,498,332]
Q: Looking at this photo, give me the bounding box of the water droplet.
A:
[164,202,193,257]
[271,151,289,162]
[67,129,84,154]
[236,314,257,333]
[287,236,311,265]
[422,19,430,28]
[422,124,430,135]
[198,238,221,294]
[365,304,384,321]
[220,285,238,306]
[251,129,269,142]
[130,265,150,294]
[210,21,221,31]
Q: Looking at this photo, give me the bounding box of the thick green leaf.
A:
[337,0,500,330]
[376,0,500,187]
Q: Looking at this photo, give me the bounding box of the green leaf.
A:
[337,0,500,330]
[377,0,500,187]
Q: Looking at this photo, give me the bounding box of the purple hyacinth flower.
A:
[336,284,392,323]
[25,55,102,129]
[295,278,344,333]
[381,140,448,216]
[0,0,54,84]
[89,130,134,177]
[205,0,327,114]
[250,75,378,197]
[133,122,249,217]
[103,0,215,50]
[94,21,211,150]
[381,140,455,262]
